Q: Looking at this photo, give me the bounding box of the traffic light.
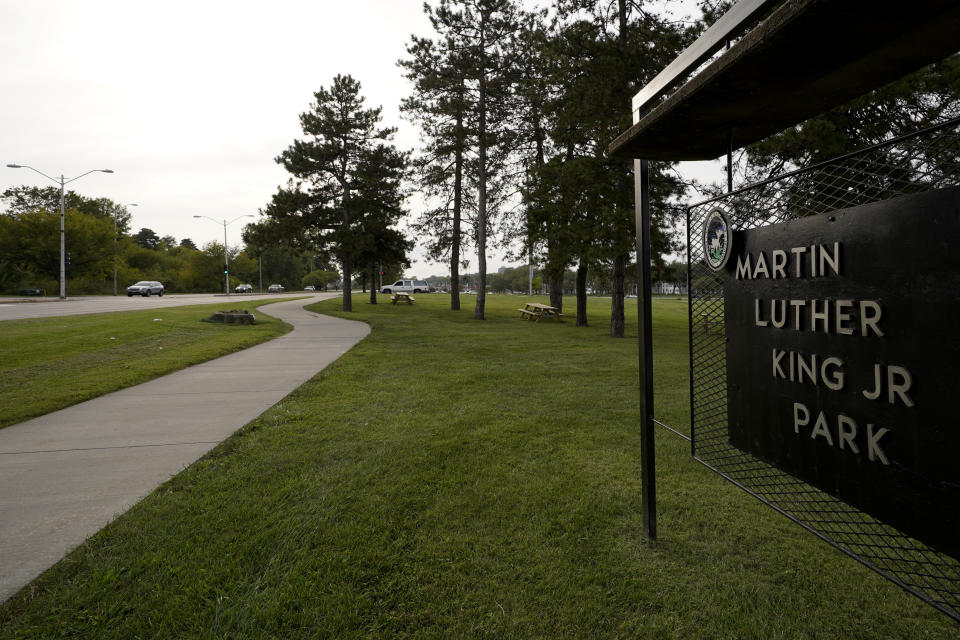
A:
[65,252,71,266]
[223,265,229,275]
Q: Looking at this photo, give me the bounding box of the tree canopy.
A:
[264,74,411,311]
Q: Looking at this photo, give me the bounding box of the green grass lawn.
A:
[0,293,954,638]
[0,301,293,429]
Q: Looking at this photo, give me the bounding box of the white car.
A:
[126,281,164,297]
[381,279,429,294]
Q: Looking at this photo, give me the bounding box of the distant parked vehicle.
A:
[17,288,45,296]
[126,281,164,297]
[304,285,315,291]
[267,284,285,293]
[235,283,253,293]
[380,279,429,294]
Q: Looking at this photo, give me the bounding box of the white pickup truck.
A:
[381,279,429,294]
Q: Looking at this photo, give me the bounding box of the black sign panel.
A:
[724,187,960,559]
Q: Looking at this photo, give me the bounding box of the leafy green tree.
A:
[240,224,315,292]
[180,242,229,293]
[0,208,114,288]
[228,251,259,289]
[124,244,165,274]
[1,187,133,233]
[133,228,161,250]
[303,269,339,290]
[179,238,198,250]
[659,260,687,294]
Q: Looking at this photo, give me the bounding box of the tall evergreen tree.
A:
[350,145,414,304]
[505,10,554,299]
[269,75,408,312]
[526,0,688,333]
[411,0,520,320]
[400,28,474,311]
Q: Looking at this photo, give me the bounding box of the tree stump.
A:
[206,309,255,324]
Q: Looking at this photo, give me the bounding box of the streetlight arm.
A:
[63,169,113,185]
[226,214,255,225]
[6,164,58,184]
[6,165,113,185]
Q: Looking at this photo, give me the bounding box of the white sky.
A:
[1,0,720,278]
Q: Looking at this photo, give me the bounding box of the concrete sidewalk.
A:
[0,295,369,602]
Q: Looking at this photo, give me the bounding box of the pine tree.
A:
[525,0,688,332]
[269,75,409,312]
[405,0,520,320]
[400,30,474,310]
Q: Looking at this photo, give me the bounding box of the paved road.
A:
[0,294,369,602]
[0,292,319,322]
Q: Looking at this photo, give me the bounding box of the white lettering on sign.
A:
[862,364,916,407]
[792,402,890,465]
[772,349,845,390]
[733,230,925,474]
[754,298,884,336]
[736,242,841,280]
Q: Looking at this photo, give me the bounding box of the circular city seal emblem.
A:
[702,209,732,272]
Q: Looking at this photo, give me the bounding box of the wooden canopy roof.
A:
[608,0,960,161]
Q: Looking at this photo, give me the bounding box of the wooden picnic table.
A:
[517,302,563,322]
[391,292,415,305]
[700,312,723,334]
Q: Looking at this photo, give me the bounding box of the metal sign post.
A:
[635,159,656,540]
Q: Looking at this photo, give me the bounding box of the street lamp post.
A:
[6,164,114,299]
[193,215,254,295]
[114,203,138,295]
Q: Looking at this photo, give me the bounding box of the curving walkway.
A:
[0,295,369,602]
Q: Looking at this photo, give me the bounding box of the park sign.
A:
[719,186,960,560]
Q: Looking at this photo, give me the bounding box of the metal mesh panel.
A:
[686,117,960,621]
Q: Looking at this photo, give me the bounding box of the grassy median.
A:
[0,294,954,638]
[0,301,294,429]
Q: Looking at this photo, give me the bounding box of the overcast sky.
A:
[2,0,718,277]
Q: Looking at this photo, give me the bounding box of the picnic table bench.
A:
[391,292,415,305]
[517,302,563,322]
[701,312,723,334]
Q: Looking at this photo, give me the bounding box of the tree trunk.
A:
[341,189,352,312]
[451,101,464,312]
[529,99,546,298]
[369,261,377,304]
[576,262,588,327]
[474,22,488,321]
[341,257,352,311]
[549,273,563,310]
[610,252,626,337]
